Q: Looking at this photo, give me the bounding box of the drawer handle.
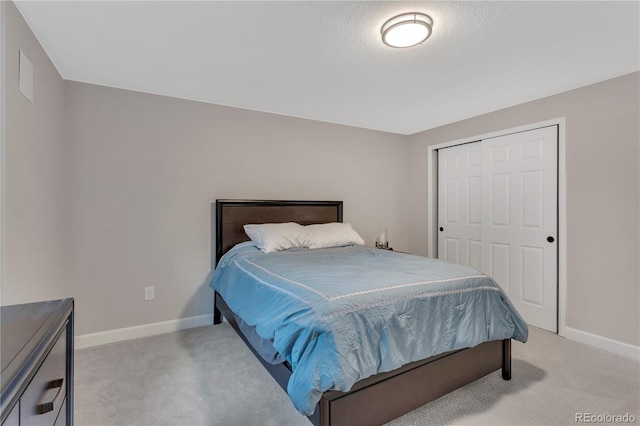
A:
[36,378,64,414]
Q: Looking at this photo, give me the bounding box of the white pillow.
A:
[244,222,306,253]
[303,223,365,249]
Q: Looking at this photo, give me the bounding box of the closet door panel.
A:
[437,143,482,268]
[481,126,558,332]
[437,125,558,332]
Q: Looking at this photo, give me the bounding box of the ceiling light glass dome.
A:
[381,13,433,48]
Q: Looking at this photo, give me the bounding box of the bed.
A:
[210,199,527,426]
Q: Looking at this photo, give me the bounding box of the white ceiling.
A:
[15,1,640,135]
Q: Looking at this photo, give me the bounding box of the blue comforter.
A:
[211,243,528,415]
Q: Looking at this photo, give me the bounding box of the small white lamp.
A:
[376,228,389,249]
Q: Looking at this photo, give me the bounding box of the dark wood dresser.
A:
[1,299,74,425]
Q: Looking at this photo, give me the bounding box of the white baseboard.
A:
[75,314,214,349]
[75,314,639,362]
[562,326,640,361]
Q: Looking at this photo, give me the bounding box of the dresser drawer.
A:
[2,402,19,426]
[53,399,66,426]
[20,327,67,426]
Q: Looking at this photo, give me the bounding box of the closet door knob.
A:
[547,236,555,243]
[439,227,444,232]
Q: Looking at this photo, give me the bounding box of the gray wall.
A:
[406,72,640,347]
[63,82,409,335]
[1,1,68,304]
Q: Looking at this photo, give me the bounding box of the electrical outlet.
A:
[144,286,155,301]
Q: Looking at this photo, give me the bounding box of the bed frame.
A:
[212,199,512,426]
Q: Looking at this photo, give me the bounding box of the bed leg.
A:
[502,339,511,380]
[213,293,223,325]
[213,306,222,325]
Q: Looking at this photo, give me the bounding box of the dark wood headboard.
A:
[213,199,343,266]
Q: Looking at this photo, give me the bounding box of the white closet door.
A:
[481,126,558,332]
[437,142,482,270]
[437,126,558,332]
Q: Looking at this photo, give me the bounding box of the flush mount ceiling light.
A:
[381,12,433,48]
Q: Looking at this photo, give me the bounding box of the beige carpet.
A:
[74,324,639,425]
